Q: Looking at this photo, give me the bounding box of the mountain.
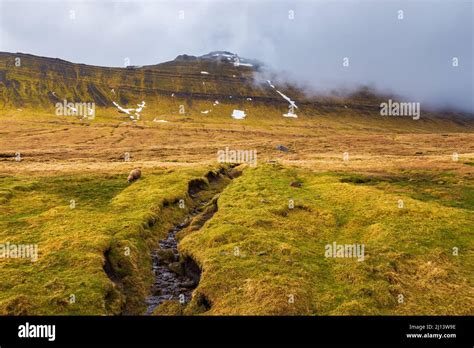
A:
[0,51,389,112]
[0,51,282,108]
[0,51,472,125]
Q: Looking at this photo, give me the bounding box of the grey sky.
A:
[0,0,472,112]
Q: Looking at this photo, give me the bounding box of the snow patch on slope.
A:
[231,109,246,120]
[112,100,146,120]
[267,80,299,117]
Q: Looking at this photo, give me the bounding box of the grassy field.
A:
[0,103,473,315]
[0,166,232,314]
[179,165,473,315]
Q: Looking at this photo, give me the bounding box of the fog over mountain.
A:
[0,0,472,112]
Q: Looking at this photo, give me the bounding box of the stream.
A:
[144,167,239,315]
[145,194,218,315]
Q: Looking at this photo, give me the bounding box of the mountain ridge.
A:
[0,51,473,123]
[0,50,266,108]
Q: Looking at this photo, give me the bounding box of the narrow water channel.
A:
[145,203,204,315]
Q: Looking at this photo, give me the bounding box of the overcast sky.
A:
[0,0,472,112]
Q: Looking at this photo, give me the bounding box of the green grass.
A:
[339,171,474,211]
[0,167,224,315]
[1,165,472,315]
[179,165,473,315]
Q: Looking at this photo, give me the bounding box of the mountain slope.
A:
[0,51,408,114]
[0,51,292,108]
[0,51,473,133]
